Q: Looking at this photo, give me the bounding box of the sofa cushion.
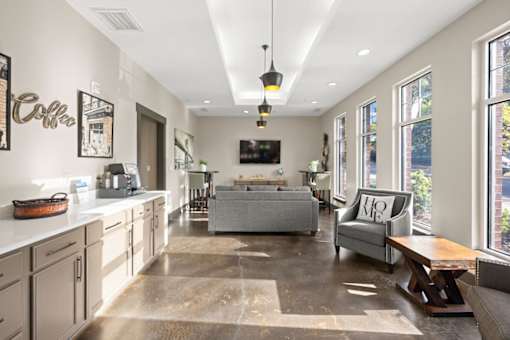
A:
[215,191,312,201]
[215,185,247,191]
[338,220,386,247]
[247,185,278,191]
[467,286,510,340]
[278,186,310,192]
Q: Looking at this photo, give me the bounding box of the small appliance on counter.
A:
[97,163,145,198]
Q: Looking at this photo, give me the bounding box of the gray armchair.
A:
[334,188,413,273]
[464,258,510,340]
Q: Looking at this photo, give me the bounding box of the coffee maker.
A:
[98,163,144,198]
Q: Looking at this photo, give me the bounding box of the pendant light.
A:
[256,117,267,128]
[260,0,283,91]
[258,45,272,117]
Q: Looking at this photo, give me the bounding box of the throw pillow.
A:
[356,194,395,224]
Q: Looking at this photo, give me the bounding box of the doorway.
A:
[136,103,166,190]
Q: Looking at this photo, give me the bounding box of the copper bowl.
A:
[13,192,69,219]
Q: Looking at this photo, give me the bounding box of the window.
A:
[400,72,432,228]
[488,32,510,255]
[360,101,377,188]
[335,114,347,199]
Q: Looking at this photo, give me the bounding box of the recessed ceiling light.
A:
[203,99,211,104]
[243,110,249,114]
[328,82,337,87]
[357,49,371,56]
[311,100,319,104]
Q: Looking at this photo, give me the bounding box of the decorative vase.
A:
[200,164,207,172]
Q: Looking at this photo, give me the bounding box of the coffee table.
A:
[387,236,481,317]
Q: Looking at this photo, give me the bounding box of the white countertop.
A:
[0,191,167,256]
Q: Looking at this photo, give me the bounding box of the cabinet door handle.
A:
[105,221,122,231]
[158,202,165,208]
[46,241,77,256]
[76,256,82,282]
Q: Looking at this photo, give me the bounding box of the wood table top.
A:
[387,236,482,270]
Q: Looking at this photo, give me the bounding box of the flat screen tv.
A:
[240,140,281,164]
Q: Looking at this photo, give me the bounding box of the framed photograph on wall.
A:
[78,91,114,158]
[0,53,11,151]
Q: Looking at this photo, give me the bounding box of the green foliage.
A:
[502,208,510,234]
[199,160,208,166]
[503,105,510,154]
[411,120,432,165]
[411,170,432,217]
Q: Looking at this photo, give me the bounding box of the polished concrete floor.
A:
[78,211,481,340]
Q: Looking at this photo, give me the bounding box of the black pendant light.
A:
[258,45,272,117]
[260,0,283,91]
[256,117,267,128]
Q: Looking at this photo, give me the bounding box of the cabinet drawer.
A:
[154,197,166,210]
[133,202,152,221]
[32,229,84,271]
[0,281,24,339]
[86,220,103,246]
[102,211,129,233]
[0,252,23,289]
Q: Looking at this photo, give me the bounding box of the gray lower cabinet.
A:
[154,204,166,253]
[0,279,27,340]
[132,215,153,275]
[85,240,103,319]
[85,223,130,321]
[143,215,154,264]
[32,251,84,340]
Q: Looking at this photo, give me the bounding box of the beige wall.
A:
[320,0,510,248]
[196,117,322,187]
[0,0,197,210]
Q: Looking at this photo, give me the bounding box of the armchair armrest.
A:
[386,212,411,237]
[335,206,357,225]
[477,258,510,294]
[334,205,358,246]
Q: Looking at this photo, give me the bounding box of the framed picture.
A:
[0,53,11,151]
[174,128,194,169]
[78,91,114,158]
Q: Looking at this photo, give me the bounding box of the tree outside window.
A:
[489,32,510,254]
[401,72,432,228]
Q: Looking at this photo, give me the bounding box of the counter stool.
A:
[310,173,332,214]
[188,173,209,211]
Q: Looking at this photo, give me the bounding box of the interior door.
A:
[139,115,158,190]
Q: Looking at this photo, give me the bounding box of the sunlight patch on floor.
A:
[102,276,422,335]
[167,236,270,257]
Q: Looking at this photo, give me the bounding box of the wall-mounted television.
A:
[240,140,281,164]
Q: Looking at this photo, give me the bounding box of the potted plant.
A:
[308,160,319,172]
[199,160,208,172]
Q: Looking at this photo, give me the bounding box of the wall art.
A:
[78,91,114,158]
[0,53,11,150]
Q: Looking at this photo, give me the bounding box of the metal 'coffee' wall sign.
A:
[11,92,76,129]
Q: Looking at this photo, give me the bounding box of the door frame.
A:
[136,103,166,190]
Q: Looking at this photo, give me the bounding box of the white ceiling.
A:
[66,0,481,117]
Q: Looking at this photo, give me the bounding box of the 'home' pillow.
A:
[356,194,395,224]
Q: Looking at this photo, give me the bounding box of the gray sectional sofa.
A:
[208,185,319,234]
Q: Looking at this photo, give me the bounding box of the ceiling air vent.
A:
[92,8,143,31]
